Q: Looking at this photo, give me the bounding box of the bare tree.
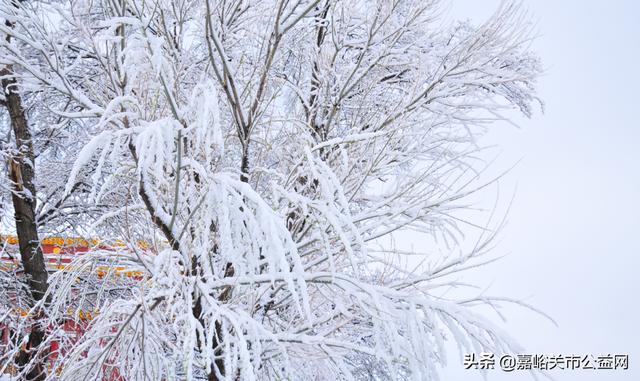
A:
[1,49,49,381]
[0,0,546,380]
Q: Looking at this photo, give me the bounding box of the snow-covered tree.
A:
[0,0,545,379]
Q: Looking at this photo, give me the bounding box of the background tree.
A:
[1,27,50,381]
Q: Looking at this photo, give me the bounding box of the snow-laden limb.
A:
[0,0,545,380]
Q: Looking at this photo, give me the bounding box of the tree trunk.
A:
[1,66,49,381]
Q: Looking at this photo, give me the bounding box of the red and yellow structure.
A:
[0,235,147,278]
[0,235,150,379]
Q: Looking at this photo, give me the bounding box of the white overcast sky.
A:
[436,1,640,380]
